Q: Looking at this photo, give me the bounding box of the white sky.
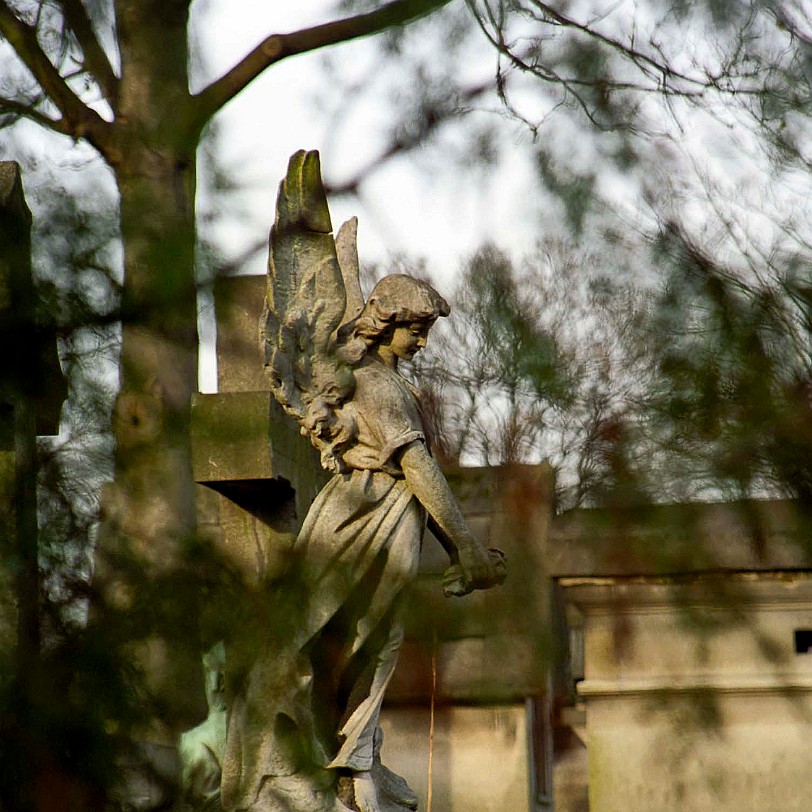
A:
[190,0,541,277]
[187,1,544,389]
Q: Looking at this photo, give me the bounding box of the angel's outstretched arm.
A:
[398,440,500,590]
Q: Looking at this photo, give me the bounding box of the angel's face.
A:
[387,321,433,361]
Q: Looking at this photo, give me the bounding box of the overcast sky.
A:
[190,0,541,279]
[185,1,547,388]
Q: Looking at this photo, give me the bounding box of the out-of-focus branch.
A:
[193,0,452,124]
[0,95,73,136]
[524,0,705,90]
[0,1,110,148]
[324,77,494,196]
[767,2,812,49]
[467,0,770,109]
[59,0,119,108]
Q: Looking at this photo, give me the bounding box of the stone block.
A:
[379,704,532,812]
[191,391,275,483]
[192,392,326,515]
[387,464,555,700]
[562,571,812,812]
[214,275,267,393]
[585,692,812,812]
[546,499,812,578]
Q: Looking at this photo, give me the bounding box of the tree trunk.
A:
[113,144,198,565]
[96,0,207,748]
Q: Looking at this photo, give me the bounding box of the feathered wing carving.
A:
[261,150,361,472]
[336,216,364,325]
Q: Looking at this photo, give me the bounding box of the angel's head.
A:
[339,274,450,365]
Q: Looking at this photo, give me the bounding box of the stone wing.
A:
[261,150,358,472]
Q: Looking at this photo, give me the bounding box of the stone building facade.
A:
[547,501,812,812]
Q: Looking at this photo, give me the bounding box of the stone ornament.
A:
[219,151,506,812]
[180,643,228,810]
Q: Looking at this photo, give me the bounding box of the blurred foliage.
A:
[1,0,812,807]
[0,161,249,809]
[396,226,810,514]
[646,221,812,507]
[324,0,812,514]
[398,240,653,509]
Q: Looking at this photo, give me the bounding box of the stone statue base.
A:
[334,728,418,811]
[229,728,418,812]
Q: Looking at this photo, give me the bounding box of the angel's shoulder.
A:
[351,363,417,412]
[354,362,408,392]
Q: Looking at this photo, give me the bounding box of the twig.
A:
[426,628,438,812]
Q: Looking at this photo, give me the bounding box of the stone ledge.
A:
[547,499,812,578]
[559,571,812,611]
[578,674,812,698]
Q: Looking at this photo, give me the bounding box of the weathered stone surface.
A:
[567,574,812,690]
[586,692,812,812]
[215,274,268,393]
[191,390,327,586]
[192,391,275,482]
[391,464,554,703]
[550,500,812,812]
[388,634,548,703]
[378,705,532,812]
[546,499,812,577]
[0,161,65,436]
[191,392,326,516]
[575,575,812,812]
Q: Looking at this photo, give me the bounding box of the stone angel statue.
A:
[220,151,505,812]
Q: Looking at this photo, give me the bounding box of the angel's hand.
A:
[443,546,507,597]
[458,542,496,589]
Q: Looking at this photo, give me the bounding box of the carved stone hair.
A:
[338,274,450,364]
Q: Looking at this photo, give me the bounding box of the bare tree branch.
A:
[0,94,73,136]
[0,1,109,148]
[525,0,702,90]
[468,0,769,108]
[58,0,119,108]
[324,76,494,196]
[767,2,812,50]
[193,0,453,125]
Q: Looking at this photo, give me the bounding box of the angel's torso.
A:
[338,362,428,477]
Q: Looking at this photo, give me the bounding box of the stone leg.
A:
[329,622,418,812]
